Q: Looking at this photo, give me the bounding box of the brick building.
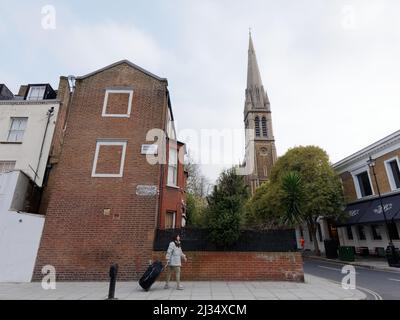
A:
[334,130,400,254]
[295,130,400,254]
[33,60,186,281]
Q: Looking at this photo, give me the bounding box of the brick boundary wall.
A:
[152,251,304,282]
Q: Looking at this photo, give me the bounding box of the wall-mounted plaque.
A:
[141,144,158,155]
[136,185,158,196]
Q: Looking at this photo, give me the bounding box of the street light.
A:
[367,155,400,267]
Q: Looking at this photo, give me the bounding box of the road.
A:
[303,258,400,300]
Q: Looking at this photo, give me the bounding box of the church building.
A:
[243,33,277,195]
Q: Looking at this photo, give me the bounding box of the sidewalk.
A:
[304,254,400,273]
[0,275,365,300]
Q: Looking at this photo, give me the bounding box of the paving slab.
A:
[0,275,366,300]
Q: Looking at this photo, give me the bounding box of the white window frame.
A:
[384,156,400,191]
[166,211,176,229]
[102,89,133,118]
[7,117,28,142]
[351,166,375,199]
[91,140,127,178]
[26,85,46,101]
[167,146,178,187]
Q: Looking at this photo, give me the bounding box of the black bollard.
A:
[107,263,119,300]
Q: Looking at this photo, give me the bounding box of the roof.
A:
[76,60,168,83]
[245,32,270,110]
[333,129,400,172]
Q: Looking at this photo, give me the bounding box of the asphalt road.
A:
[303,258,400,300]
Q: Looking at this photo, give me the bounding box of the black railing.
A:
[154,228,297,252]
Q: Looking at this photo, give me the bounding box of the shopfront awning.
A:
[337,192,400,226]
[336,200,374,226]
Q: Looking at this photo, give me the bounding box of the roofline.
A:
[333,129,400,170]
[0,99,60,105]
[75,60,168,83]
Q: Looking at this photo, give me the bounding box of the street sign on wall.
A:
[136,185,158,196]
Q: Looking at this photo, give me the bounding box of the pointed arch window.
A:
[261,117,267,137]
[254,116,260,137]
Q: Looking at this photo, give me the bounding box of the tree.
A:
[186,193,207,227]
[184,152,211,227]
[281,171,304,226]
[185,153,211,198]
[206,168,249,248]
[248,146,344,255]
[244,181,282,229]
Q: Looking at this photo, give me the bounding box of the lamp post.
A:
[367,156,399,267]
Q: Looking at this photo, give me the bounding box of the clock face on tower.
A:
[259,147,268,156]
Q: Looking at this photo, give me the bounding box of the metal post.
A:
[369,158,393,244]
[368,156,400,267]
[107,263,118,300]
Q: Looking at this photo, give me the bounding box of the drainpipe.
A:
[34,107,55,185]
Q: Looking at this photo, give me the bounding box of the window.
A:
[356,171,373,197]
[261,117,267,137]
[346,226,354,240]
[102,89,133,117]
[385,158,400,190]
[357,225,366,240]
[371,225,382,240]
[254,116,260,137]
[167,146,178,186]
[26,86,46,101]
[7,117,28,142]
[388,221,400,240]
[0,161,16,173]
[91,140,127,177]
[165,211,176,229]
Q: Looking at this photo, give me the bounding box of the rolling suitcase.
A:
[139,260,164,291]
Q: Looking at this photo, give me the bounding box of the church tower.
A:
[243,32,277,195]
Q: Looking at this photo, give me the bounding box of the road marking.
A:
[318,265,342,271]
[388,278,400,282]
[327,279,383,300]
[318,265,359,274]
[306,257,400,275]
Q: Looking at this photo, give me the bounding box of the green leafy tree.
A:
[248,146,344,255]
[186,193,207,227]
[206,168,249,248]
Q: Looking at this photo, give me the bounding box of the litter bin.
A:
[324,239,339,259]
[386,244,400,268]
[339,246,355,262]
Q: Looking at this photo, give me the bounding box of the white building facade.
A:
[0,84,60,282]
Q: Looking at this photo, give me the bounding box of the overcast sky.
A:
[1,0,400,183]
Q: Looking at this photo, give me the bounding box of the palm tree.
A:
[281,171,321,256]
[281,172,304,225]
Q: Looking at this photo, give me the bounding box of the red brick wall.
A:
[106,92,130,115]
[33,62,169,281]
[152,251,304,282]
[159,140,187,229]
[95,145,124,174]
[39,77,72,215]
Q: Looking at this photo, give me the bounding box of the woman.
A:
[164,234,187,290]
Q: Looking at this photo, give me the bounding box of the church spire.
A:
[245,32,270,109]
